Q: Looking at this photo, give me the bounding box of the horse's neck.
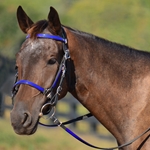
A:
[66,28,123,137]
[66,28,124,105]
[65,27,150,146]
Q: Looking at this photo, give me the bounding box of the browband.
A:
[26,33,67,43]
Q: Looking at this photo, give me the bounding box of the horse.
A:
[10,6,150,149]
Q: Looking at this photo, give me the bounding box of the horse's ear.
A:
[48,7,61,34]
[17,6,34,33]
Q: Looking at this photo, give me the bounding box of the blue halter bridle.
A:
[12,31,70,110]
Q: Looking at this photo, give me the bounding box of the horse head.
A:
[10,6,69,135]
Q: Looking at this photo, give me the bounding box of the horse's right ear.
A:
[48,7,61,35]
[17,6,34,33]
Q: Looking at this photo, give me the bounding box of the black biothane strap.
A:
[39,112,93,127]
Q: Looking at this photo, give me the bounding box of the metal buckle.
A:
[65,50,70,59]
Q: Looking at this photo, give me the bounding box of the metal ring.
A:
[39,103,56,119]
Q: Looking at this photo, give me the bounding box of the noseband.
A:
[12,28,70,116]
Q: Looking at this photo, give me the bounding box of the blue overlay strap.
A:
[65,127,102,149]
[26,33,67,43]
[14,80,45,93]
[51,67,62,89]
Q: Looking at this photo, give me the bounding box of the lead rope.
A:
[47,113,150,150]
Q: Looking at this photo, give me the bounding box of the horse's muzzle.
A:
[10,103,39,135]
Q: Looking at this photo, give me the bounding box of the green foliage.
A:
[0,0,67,58]
[1,0,150,58]
[65,0,150,50]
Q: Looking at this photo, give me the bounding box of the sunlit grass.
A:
[0,111,117,150]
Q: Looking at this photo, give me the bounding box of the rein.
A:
[12,28,150,150]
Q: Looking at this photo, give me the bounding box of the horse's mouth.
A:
[29,120,39,134]
[11,115,40,135]
[14,123,39,135]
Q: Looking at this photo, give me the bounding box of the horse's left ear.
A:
[48,7,61,35]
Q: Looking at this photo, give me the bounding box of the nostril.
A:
[21,113,28,124]
[22,112,32,128]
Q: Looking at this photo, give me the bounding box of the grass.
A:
[0,109,117,150]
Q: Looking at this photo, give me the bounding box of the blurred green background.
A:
[1,0,150,59]
[1,0,150,149]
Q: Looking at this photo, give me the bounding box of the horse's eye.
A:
[47,58,56,65]
[15,66,18,70]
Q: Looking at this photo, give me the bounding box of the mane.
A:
[64,25,150,59]
[28,21,150,58]
[28,20,48,39]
